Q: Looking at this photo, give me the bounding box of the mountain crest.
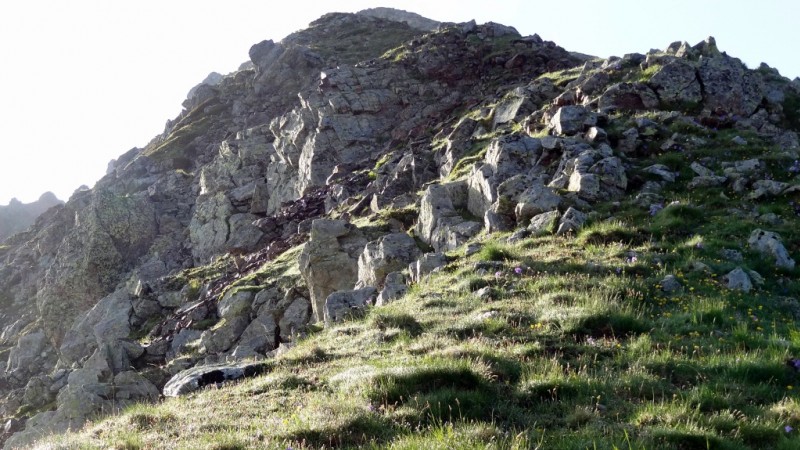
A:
[1,11,800,448]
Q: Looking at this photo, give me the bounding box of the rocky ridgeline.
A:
[0,9,799,447]
[0,193,62,243]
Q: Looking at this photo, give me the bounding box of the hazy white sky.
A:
[1,0,798,205]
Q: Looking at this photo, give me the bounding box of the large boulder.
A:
[550,105,595,135]
[417,182,481,252]
[647,59,703,107]
[164,361,271,397]
[357,233,421,288]
[299,219,367,322]
[748,229,795,269]
[697,54,764,116]
[409,253,448,283]
[324,287,378,325]
[597,82,659,111]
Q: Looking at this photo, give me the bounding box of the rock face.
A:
[2,11,799,448]
[299,220,367,322]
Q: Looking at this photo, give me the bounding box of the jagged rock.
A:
[468,136,543,218]
[357,233,420,288]
[277,295,311,341]
[527,210,561,235]
[514,182,562,224]
[163,361,271,397]
[747,180,791,199]
[217,290,254,319]
[299,219,366,322]
[409,253,448,283]
[698,53,764,116]
[356,7,441,31]
[418,182,481,252]
[189,192,233,263]
[597,82,659,111]
[225,213,263,254]
[690,162,714,177]
[200,315,250,354]
[720,248,744,262]
[550,105,594,135]
[233,312,277,356]
[724,267,753,292]
[59,289,132,369]
[556,207,587,235]
[748,229,795,269]
[643,164,676,182]
[168,329,203,360]
[5,330,50,385]
[324,287,378,325]
[648,60,702,106]
[688,175,727,189]
[618,127,640,153]
[376,272,408,306]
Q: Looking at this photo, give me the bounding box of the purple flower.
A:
[627,256,638,264]
[514,267,523,275]
[785,425,793,433]
[695,242,704,249]
[616,267,622,274]
[495,271,503,279]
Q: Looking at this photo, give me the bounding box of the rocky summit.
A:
[1,8,800,449]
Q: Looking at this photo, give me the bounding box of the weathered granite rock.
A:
[724,267,753,292]
[598,82,659,111]
[556,207,587,235]
[748,229,795,269]
[163,361,271,397]
[409,253,448,283]
[376,272,408,306]
[299,219,367,322]
[648,60,702,106]
[660,275,683,293]
[357,233,420,288]
[418,182,481,252]
[698,54,764,116]
[324,287,378,325]
[550,105,594,135]
[527,210,561,235]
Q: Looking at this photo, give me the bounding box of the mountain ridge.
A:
[0,8,799,448]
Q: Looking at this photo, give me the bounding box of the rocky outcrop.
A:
[357,233,420,288]
[299,220,367,322]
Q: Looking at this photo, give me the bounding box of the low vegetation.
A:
[43,125,800,449]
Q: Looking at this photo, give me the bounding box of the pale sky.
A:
[1,0,798,205]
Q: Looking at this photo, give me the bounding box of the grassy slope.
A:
[36,99,800,449]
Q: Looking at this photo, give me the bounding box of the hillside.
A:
[0,193,62,243]
[1,9,800,449]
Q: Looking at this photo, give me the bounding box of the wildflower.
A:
[785,425,794,433]
[514,267,523,275]
[495,271,503,279]
[695,241,704,249]
[627,255,638,264]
